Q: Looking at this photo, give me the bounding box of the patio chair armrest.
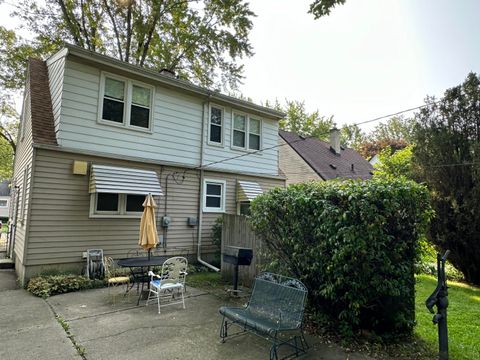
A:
[148,271,161,279]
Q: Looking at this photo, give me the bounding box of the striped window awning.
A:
[237,181,263,202]
[89,164,163,195]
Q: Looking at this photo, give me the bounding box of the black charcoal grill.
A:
[223,246,253,293]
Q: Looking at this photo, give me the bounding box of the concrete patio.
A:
[0,270,374,359]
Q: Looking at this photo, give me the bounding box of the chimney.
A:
[329,124,341,155]
[159,68,176,78]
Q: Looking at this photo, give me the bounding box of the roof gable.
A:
[279,130,373,180]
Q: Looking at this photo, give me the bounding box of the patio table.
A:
[118,256,168,305]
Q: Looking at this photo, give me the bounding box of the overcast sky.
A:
[240,0,480,130]
[1,0,480,132]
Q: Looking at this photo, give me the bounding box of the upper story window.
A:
[232,112,262,151]
[249,118,261,150]
[99,73,154,131]
[209,105,224,145]
[203,179,226,213]
[0,199,8,207]
[233,113,247,148]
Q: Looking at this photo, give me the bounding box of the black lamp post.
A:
[426,250,450,360]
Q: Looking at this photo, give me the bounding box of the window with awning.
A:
[236,181,263,215]
[89,164,162,195]
[89,164,162,217]
[236,181,263,202]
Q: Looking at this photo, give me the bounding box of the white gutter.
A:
[197,95,219,272]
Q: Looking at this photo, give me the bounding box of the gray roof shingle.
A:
[279,130,373,180]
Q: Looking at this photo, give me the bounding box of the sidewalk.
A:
[0,270,374,360]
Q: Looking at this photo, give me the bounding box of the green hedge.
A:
[249,178,432,339]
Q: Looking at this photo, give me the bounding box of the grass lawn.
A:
[415,274,480,360]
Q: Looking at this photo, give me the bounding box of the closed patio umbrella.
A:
[138,193,159,260]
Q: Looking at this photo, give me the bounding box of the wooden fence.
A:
[221,214,263,287]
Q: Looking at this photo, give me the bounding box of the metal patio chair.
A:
[104,257,130,305]
[146,256,188,314]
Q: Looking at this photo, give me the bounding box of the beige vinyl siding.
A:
[26,149,284,267]
[279,138,322,185]
[12,79,35,265]
[57,59,202,165]
[55,57,279,176]
[46,56,65,135]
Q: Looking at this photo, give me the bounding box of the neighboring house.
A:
[0,180,10,220]
[279,128,374,185]
[369,154,381,167]
[12,44,285,284]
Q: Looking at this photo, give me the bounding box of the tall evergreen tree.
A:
[414,72,480,285]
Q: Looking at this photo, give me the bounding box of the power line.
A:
[197,100,442,170]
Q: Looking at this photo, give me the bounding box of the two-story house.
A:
[12,44,285,284]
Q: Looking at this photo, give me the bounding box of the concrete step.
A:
[0,258,14,269]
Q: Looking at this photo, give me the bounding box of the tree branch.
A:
[102,0,123,61]
[125,0,133,62]
[55,0,84,47]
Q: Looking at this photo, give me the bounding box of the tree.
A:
[0,0,256,180]
[340,124,366,150]
[370,116,414,144]
[8,0,254,91]
[356,116,413,159]
[373,145,414,180]
[413,72,480,285]
[309,0,346,19]
[278,100,333,140]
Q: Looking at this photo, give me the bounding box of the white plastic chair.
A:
[146,256,188,314]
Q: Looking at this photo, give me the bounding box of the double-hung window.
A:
[232,112,262,151]
[209,105,224,145]
[100,73,154,131]
[232,113,247,148]
[203,179,226,213]
[249,118,261,150]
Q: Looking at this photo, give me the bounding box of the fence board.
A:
[221,214,262,286]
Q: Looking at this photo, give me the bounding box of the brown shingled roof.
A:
[28,58,58,146]
[279,130,373,180]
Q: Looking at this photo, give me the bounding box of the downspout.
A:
[197,92,220,272]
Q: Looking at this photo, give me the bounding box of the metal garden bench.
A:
[219,272,309,360]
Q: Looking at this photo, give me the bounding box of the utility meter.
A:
[162,216,171,227]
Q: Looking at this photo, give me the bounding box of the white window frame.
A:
[89,193,145,218]
[98,72,155,133]
[203,179,226,213]
[207,104,225,146]
[230,112,263,152]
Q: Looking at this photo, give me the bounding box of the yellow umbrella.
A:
[138,194,159,259]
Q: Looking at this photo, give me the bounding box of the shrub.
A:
[27,274,105,298]
[249,178,432,339]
